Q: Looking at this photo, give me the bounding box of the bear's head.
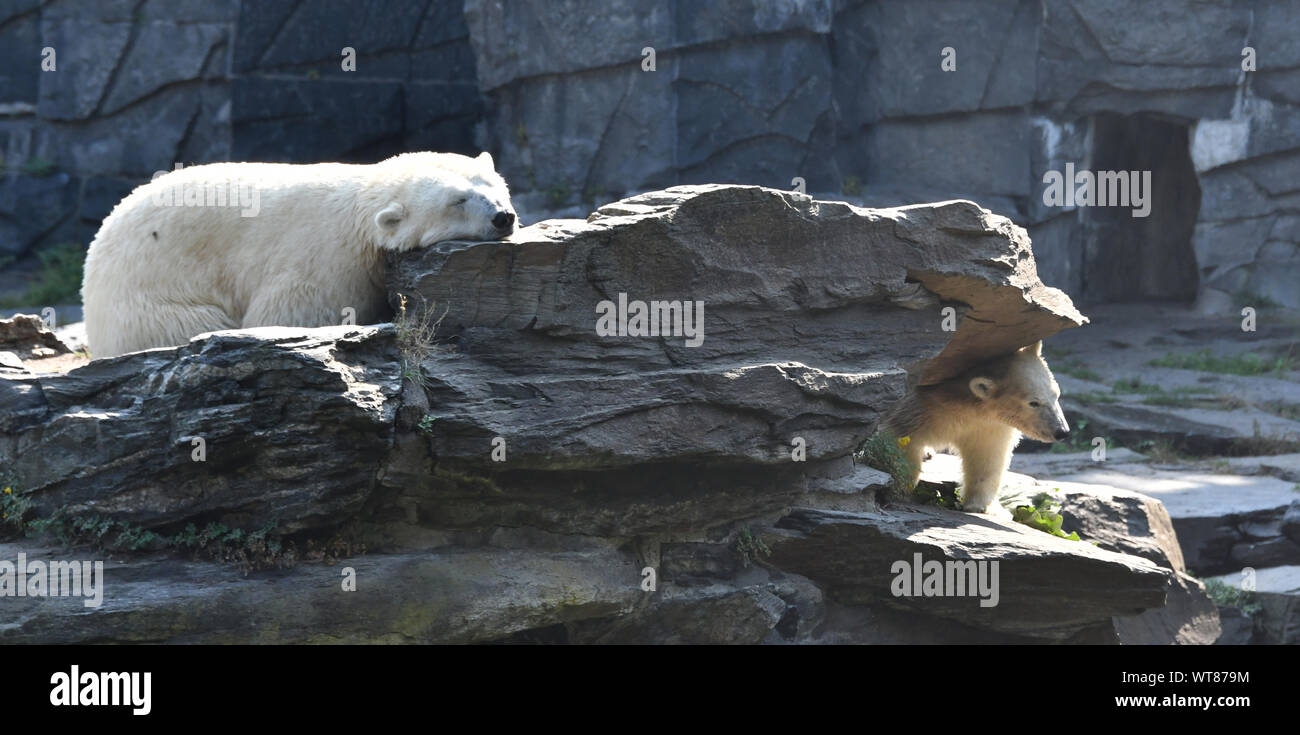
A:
[371,151,516,250]
[967,341,1070,443]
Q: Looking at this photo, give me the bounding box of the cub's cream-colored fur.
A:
[880,342,1070,515]
[82,151,514,358]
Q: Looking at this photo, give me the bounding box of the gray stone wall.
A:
[0,0,481,301]
[1,0,1296,310]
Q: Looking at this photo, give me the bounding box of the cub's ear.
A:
[476,151,494,168]
[1022,340,1043,356]
[969,376,997,400]
[375,202,406,231]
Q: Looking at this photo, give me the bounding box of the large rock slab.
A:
[387,185,1084,476]
[1047,480,1221,644]
[938,452,1221,643]
[763,504,1169,640]
[380,185,1084,538]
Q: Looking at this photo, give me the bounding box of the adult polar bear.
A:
[82,151,515,358]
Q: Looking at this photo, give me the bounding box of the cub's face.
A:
[373,151,516,251]
[969,342,1070,443]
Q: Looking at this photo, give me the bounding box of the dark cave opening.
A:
[1080,113,1202,303]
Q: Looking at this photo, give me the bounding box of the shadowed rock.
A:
[0,325,401,534]
[0,313,71,360]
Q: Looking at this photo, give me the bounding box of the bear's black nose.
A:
[493,211,515,230]
[1054,428,1071,441]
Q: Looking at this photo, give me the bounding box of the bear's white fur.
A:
[880,342,1070,516]
[82,151,515,358]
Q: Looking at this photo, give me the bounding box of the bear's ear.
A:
[477,151,494,168]
[375,202,406,231]
[969,376,997,400]
[1023,341,1043,356]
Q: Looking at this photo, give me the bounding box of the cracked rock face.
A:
[0,325,401,534]
[387,185,1084,472]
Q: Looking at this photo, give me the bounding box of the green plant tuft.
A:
[734,527,771,568]
[858,432,917,495]
[1010,489,1081,541]
[1203,578,1262,616]
[1150,349,1295,377]
[0,241,85,308]
[1054,361,1104,382]
[393,292,446,390]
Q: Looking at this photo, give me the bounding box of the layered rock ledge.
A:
[0,185,1201,644]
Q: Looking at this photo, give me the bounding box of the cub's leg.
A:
[954,425,1017,517]
[899,437,925,490]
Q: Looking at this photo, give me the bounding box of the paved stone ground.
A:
[1038,303,1300,453]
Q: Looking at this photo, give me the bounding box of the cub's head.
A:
[968,341,1070,443]
[371,151,516,250]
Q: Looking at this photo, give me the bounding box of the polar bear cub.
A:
[82,151,515,358]
[880,341,1070,515]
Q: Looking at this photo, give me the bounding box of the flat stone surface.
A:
[1052,465,1298,520]
[1225,454,1300,483]
[1042,303,1300,454]
[1010,448,1144,476]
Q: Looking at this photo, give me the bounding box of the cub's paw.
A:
[962,499,1012,519]
[985,503,1014,520]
